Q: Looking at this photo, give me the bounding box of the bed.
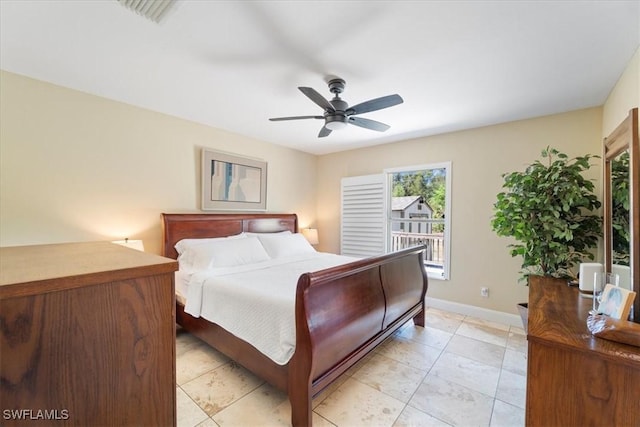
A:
[161,213,428,426]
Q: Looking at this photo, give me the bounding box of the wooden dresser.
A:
[526,279,640,426]
[0,242,178,426]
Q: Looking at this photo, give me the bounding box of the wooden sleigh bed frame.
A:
[161,213,428,426]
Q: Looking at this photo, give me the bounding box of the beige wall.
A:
[0,71,318,254]
[316,108,603,314]
[602,46,639,136]
[3,44,637,316]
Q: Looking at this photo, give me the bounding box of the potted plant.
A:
[491,147,602,330]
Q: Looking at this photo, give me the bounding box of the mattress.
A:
[181,252,358,365]
[175,270,189,305]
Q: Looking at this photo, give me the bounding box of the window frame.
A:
[384,162,452,281]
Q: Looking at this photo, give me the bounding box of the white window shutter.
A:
[341,174,387,257]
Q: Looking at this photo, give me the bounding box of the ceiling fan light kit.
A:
[325,116,349,131]
[269,78,403,138]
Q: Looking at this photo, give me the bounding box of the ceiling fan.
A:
[269,78,403,138]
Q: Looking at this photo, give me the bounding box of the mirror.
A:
[611,150,630,266]
[603,108,638,323]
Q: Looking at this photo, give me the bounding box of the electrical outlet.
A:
[481,287,489,297]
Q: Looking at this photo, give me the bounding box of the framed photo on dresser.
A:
[597,284,637,320]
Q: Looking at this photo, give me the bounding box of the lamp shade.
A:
[112,238,145,252]
[301,228,319,245]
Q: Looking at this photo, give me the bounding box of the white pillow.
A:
[181,236,270,271]
[241,230,291,238]
[175,232,245,255]
[256,232,316,259]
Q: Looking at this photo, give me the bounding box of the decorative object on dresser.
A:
[201,148,267,211]
[0,241,178,426]
[603,107,639,323]
[161,213,428,426]
[578,262,603,298]
[586,313,640,347]
[596,283,636,319]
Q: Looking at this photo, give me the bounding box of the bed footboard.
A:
[289,245,428,426]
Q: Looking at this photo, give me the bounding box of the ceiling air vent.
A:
[117,0,176,23]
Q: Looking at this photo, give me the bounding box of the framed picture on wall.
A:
[201,149,267,210]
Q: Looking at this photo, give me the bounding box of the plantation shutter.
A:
[341,174,387,257]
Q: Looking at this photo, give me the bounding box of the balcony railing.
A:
[391,231,444,268]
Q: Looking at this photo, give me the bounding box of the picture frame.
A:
[201,149,267,211]
[597,284,637,320]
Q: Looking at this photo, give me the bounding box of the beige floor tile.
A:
[455,322,509,347]
[196,418,220,427]
[495,370,527,409]
[195,418,219,427]
[430,352,501,397]
[501,348,527,376]
[176,387,210,427]
[506,331,528,353]
[176,329,207,357]
[409,374,494,426]
[352,353,427,402]
[444,335,505,369]
[181,362,264,417]
[423,309,465,334]
[376,335,443,370]
[393,405,452,427]
[312,374,349,409]
[176,343,230,386]
[343,352,376,377]
[311,413,338,427]
[394,324,453,350]
[509,325,526,336]
[463,316,511,332]
[425,307,466,322]
[211,382,290,427]
[315,378,406,427]
[490,399,525,427]
[176,307,527,427]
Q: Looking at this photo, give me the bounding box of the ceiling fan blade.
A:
[347,94,403,116]
[318,126,332,138]
[269,115,324,121]
[299,87,335,112]
[349,117,390,132]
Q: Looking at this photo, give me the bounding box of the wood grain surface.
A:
[526,277,640,426]
[1,242,177,426]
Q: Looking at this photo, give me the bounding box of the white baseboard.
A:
[426,296,522,328]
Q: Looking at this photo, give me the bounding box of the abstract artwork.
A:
[201,149,267,210]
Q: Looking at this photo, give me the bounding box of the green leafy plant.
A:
[611,151,630,265]
[491,147,602,280]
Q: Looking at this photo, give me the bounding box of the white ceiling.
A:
[1,1,639,155]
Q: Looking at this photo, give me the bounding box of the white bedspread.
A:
[183,252,358,365]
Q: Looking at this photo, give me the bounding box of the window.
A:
[385,162,451,280]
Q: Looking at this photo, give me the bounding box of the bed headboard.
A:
[161,213,298,259]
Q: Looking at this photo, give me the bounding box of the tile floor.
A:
[176,307,527,427]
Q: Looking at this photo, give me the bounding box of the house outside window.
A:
[385,162,451,280]
[340,164,451,280]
